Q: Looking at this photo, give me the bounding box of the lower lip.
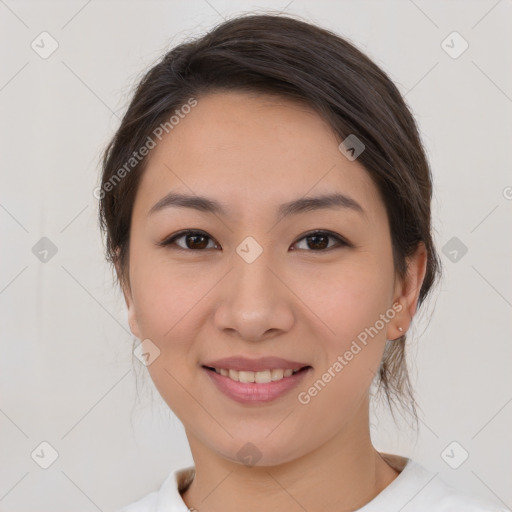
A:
[203,367,311,404]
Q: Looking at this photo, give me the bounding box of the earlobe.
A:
[126,304,142,340]
[122,286,142,340]
[403,242,428,317]
[389,242,428,340]
[387,297,407,341]
[115,257,142,340]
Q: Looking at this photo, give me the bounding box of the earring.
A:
[398,327,404,332]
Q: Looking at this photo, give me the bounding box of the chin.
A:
[212,435,309,469]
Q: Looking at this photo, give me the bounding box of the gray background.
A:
[1,0,511,510]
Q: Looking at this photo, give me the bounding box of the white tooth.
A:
[239,371,255,383]
[255,370,272,383]
[218,368,297,383]
[271,369,285,381]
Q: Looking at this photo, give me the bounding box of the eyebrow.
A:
[148,191,365,219]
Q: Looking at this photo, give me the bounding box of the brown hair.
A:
[98,13,442,428]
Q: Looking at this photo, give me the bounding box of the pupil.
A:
[308,234,328,250]
[187,234,208,249]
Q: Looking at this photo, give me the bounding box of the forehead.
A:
[133,91,384,222]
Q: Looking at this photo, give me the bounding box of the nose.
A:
[213,249,295,343]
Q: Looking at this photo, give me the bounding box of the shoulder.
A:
[387,458,508,512]
[433,492,509,512]
[115,466,194,512]
[116,491,158,512]
[115,490,159,512]
[417,475,508,512]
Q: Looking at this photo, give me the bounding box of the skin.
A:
[120,91,427,511]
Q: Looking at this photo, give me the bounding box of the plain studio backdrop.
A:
[0,1,511,511]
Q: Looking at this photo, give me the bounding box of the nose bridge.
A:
[232,241,277,308]
[213,240,294,340]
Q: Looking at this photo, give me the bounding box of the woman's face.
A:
[122,91,408,466]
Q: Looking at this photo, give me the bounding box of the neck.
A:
[181,400,400,512]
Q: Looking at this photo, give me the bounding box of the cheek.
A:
[292,267,391,428]
[291,256,394,407]
[292,255,394,345]
[128,251,219,390]
[129,244,207,339]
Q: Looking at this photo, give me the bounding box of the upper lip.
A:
[202,356,310,372]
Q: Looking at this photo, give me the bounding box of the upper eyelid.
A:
[160,229,217,246]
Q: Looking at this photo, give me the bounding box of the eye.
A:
[292,230,350,252]
[158,230,219,251]
[158,229,351,252]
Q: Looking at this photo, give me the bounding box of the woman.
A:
[98,13,506,512]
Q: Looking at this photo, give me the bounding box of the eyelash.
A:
[157,229,352,252]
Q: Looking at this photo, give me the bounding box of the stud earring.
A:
[398,327,404,332]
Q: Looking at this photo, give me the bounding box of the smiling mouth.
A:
[202,365,311,384]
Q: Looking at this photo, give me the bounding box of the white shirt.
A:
[117,458,509,512]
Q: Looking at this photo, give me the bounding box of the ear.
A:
[115,257,142,340]
[387,242,428,340]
